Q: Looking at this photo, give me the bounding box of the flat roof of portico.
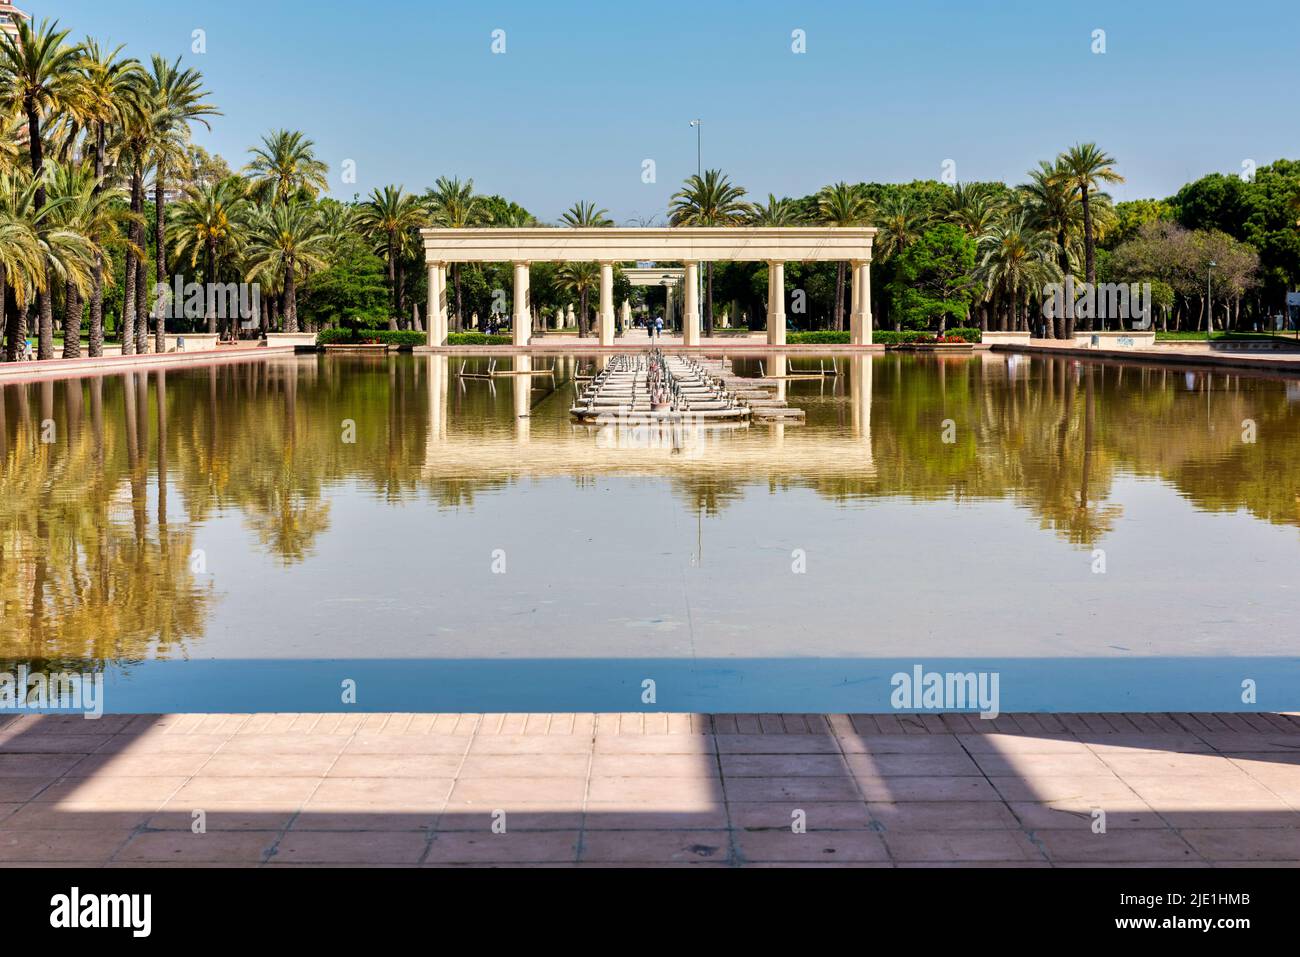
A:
[421,226,876,264]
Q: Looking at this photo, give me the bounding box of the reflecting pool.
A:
[2,352,1298,712]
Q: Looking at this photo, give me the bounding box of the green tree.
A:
[816,181,873,331]
[168,176,247,334]
[1053,143,1124,290]
[245,129,328,206]
[243,202,329,333]
[146,55,220,353]
[298,243,389,332]
[356,185,427,330]
[0,18,85,359]
[888,223,977,332]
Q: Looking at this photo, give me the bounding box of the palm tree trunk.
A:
[398,263,408,329]
[122,246,137,356]
[453,265,464,333]
[88,258,105,357]
[206,238,218,334]
[1055,229,1070,340]
[284,257,299,333]
[5,300,28,363]
[704,263,714,337]
[387,236,399,330]
[37,286,54,361]
[87,122,109,358]
[129,163,146,354]
[135,254,148,354]
[1081,184,1096,331]
[63,280,83,359]
[154,175,167,354]
[834,262,846,332]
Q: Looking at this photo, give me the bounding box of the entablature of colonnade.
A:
[420,227,876,265]
[623,267,686,287]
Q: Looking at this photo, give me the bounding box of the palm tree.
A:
[242,202,329,334]
[0,18,85,359]
[168,176,247,335]
[747,194,803,226]
[946,183,1005,239]
[557,261,599,338]
[47,162,135,357]
[0,171,47,361]
[426,176,487,331]
[77,39,145,356]
[669,170,748,335]
[945,185,1008,334]
[977,213,1061,333]
[816,182,873,330]
[356,185,427,330]
[1053,143,1123,290]
[146,55,219,353]
[245,129,328,206]
[560,200,612,228]
[1019,162,1083,337]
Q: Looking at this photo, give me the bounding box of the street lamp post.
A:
[1207,260,1217,343]
[688,119,704,337]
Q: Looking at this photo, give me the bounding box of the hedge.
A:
[447,333,513,345]
[786,328,982,345]
[787,331,850,344]
[314,329,427,347]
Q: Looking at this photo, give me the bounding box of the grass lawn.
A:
[1155,330,1300,341]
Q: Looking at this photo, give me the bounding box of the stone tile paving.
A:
[2,712,1299,867]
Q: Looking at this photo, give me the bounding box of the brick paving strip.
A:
[2,712,1300,868]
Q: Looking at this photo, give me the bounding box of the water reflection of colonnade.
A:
[419,353,876,477]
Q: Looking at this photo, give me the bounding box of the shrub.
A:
[944,327,982,343]
[787,330,850,344]
[369,330,425,347]
[315,328,354,346]
[314,328,426,347]
[873,330,933,344]
[447,332,512,345]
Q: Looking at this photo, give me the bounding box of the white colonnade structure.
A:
[623,267,685,334]
[421,227,876,347]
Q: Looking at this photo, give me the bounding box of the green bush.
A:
[315,328,354,346]
[370,330,424,347]
[314,328,426,347]
[787,330,850,344]
[786,328,982,345]
[447,332,512,345]
[873,330,933,344]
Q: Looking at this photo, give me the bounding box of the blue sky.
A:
[46,0,1300,222]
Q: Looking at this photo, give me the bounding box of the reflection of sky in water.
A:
[2,353,1299,671]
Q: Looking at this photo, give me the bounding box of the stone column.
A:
[567,304,576,329]
[427,263,448,347]
[851,261,872,346]
[512,262,530,346]
[620,299,631,337]
[598,262,615,346]
[664,286,675,331]
[767,261,786,346]
[850,261,861,343]
[683,262,700,346]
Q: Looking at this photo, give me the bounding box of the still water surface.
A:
[2,352,1298,711]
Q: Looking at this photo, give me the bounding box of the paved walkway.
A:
[3,712,1300,867]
